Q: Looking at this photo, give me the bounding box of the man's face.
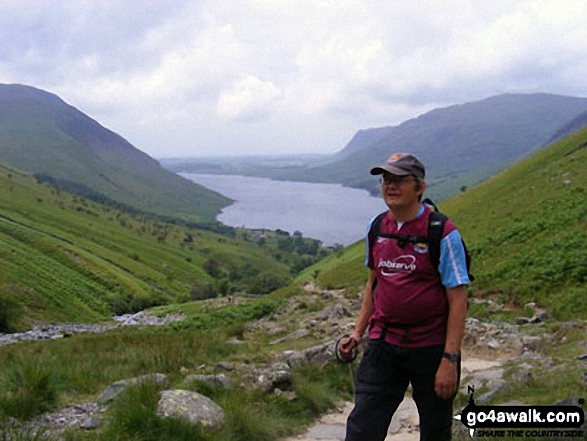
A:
[379,173,424,209]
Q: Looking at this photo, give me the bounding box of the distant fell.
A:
[0,84,230,223]
[321,93,587,198]
[168,93,587,202]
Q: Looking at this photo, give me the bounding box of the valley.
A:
[0,85,585,440]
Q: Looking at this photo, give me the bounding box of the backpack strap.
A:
[427,211,447,271]
[423,197,439,212]
[426,201,475,281]
[367,211,388,295]
[368,211,388,253]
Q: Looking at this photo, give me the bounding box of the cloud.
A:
[1,0,586,157]
[216,75,282,122]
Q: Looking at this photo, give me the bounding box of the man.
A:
[340,153,469,441]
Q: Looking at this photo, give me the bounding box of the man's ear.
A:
[418,179,427,198]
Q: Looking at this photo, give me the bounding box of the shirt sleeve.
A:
[439,229,470,288]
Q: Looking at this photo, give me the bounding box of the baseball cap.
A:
[370,153,425,179]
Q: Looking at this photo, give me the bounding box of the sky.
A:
[1,0,587,159]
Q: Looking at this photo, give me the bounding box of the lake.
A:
[181,173,386,246]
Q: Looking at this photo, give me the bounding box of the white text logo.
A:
[378,255,416,276]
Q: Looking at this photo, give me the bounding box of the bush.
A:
[190,282,217,301]
[0,363,59,420]
[0,296,23,333]
[246,273,289,294]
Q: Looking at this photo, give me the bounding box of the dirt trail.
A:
[278,283,514,441]
[279,356,503,441]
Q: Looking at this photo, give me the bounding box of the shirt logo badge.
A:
[413,242,429,253]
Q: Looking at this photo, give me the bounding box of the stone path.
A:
[279,357,502,441]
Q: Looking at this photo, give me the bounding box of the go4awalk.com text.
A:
[454,390,585,438]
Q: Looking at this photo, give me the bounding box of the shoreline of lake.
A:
[181,173,386,247]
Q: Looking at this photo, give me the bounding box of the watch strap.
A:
[442,352,460,362]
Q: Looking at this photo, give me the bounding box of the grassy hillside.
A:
[0,84,230,223]
[0,164,319,331]
[298,128,587,320]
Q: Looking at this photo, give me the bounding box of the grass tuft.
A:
[0,361,59,420]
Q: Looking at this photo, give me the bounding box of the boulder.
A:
[284,342,335,368]
[270,328,310,345]
[242,362,294,393]
[320,303,350,321]
[97,373,170,404]
[184,374,232,389]
[157,389,225,429]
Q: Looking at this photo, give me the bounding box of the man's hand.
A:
[337,334,360,362]
[435,358,458,399]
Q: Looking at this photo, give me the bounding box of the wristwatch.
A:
[442,352,460,362]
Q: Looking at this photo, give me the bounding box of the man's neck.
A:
[389,202,422,223]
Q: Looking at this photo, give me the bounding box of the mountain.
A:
[166,93,587,202]
[545,108,587,145]
[0,84,230,223]
[298,126,587,320]
[312,93,587,197]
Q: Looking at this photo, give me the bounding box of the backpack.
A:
[367,198,474,282]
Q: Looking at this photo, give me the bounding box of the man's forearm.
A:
[351,270,376,341]
[443,284,468,354]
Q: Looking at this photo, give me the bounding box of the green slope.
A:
[0,164,296,331]
[298,128,587,320]
[0,84,230,223]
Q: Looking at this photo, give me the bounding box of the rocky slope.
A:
[3,284,586,439]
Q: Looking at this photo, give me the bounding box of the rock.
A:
[226,337,245,345]
[113,312,185,326]
[521,336,542,352]
[29,401,105,433]
[274,389,297,400]
[97,373,170,404]
[320,303,349,321]
[258,362,293,393]
[460,366,506,399]
[157,389,225,429]
[270,328,310,345]
[184,374,232,389]
[487,339,501,350]
[268,326,285,336]
[215,362,235,371]
[475,382,508,404]
[511,368,533,383]
[242,362,294,393]
[0,313,185,347]
[284,342,335,368]
[528,311,553,323]
[81,417,100,430]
